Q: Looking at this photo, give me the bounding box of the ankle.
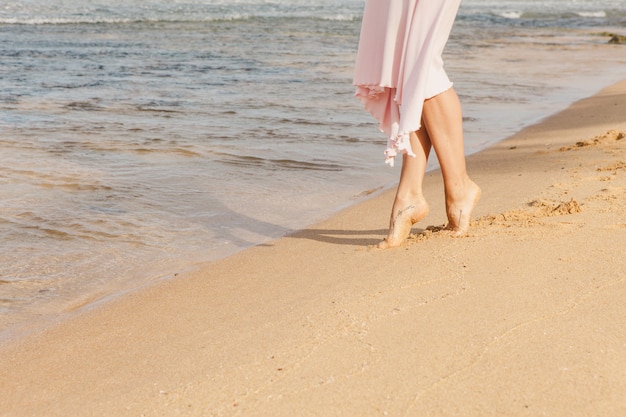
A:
[445,176,475,202]
[394,191,426,204]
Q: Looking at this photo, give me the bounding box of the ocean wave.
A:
[0,13,358,25]
[319,14,358,22]
[2,0,362,25]
[493,9,610,20]
[0,16,248,25]
[215,153,343,172]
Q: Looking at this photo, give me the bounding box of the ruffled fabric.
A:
[353,0,462,167]
[354,85,414,166]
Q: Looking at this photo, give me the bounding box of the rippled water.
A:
[1,0,625,341]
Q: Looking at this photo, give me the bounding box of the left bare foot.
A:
[378,197,429,248]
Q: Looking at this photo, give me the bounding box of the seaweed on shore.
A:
[596,32,626,44]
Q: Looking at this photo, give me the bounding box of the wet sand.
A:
[1,80,625,417]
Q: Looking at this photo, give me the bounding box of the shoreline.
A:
[1,79,625,416]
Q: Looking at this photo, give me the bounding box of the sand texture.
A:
[1,80,626,417]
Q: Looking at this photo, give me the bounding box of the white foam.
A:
[577,11,607,18]
[499,11,523,19]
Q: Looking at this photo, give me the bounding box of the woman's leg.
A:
[378,129,432,248]
[422,87,480,236]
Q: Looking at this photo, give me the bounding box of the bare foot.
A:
[445,180,481,237]
[378,198,429,248]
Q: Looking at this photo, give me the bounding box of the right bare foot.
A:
[378,198,429,248]
[445,180,481,237]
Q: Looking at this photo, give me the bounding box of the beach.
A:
[1,79,625,416]
[2,0,626,338]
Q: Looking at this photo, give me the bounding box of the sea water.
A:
[1,0,625,341]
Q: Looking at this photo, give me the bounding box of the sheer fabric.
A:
[353,0,462,166]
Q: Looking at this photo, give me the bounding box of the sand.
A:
[1,80,625,417]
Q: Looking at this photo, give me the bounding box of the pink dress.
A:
[353,0,462,166]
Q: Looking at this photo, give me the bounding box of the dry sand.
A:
[1,80,626,417]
